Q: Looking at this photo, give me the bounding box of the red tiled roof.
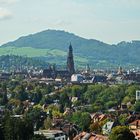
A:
[132,130,140,137]
[130,120,140,126]
[73,132,108,140]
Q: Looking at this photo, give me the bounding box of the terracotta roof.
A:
[98,114,107,121]
[73,132,107,140]
[132,130,140,138]
[129,120,140,126]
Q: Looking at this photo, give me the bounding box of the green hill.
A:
[1,29,140,68]
[0,55,49,71]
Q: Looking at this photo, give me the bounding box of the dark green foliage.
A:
[58,84,140,113]
[134,101,140,112]
[0,126,5,140]
[2,113,33,140]
[109,126,135,140]
[25,108,47,130]
[44,117,52,130]
[59,92,71,112]
[0,111,46,140]
[14,85,28,101]
[32,134,46,140]
[0,83,8,105]
[118,114,128,125]
[0,55,48,71]
[71,111,91,131]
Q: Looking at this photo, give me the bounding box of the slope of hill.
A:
[0,30,140,68]
[0,55,49,71]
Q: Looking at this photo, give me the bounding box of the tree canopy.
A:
[109,126,135,140]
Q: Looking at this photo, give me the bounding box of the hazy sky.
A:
[0,0,140,45]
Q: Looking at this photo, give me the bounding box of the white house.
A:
[34,130,66,140]
[136,90,140,101]
[71,74,83,83]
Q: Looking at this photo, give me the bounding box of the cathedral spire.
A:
[67,43,75,75]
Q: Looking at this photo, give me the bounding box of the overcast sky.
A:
[0,0,140,45]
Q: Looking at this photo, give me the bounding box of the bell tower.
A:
[67,43,75,75]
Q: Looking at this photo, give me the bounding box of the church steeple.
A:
[67,43,75,75]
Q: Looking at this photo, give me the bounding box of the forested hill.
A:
[0,55,48,71]
[1,29,110,50]
[0,30,140,68]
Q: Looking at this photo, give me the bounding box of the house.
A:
[71,74,83,83]
[136,91,140,101]
[34,130,66,140]
[131,130,140,140]
[63,108,73,116]
[102,121,117,135]
[98,114,108,122]
[92,75,107,83]
[90,113,108,123]
[129,120,140,130]
[121,103,128,110]
[50,118,79,140]
[125,71,140,83]
[71,97,78,103]
[43,68,70,80]
[129,120,140,140]
[0,72,11,80]
[73,131,108,140]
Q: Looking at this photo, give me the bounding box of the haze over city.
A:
[0,0,140,45]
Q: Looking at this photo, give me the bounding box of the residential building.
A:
[34,130,66,140]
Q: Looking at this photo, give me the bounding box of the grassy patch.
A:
[0,46,88,64]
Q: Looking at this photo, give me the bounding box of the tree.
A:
[0,83,8,105]
[18,118,34,140]
[2,113,33,140]
[1,92,8,105]
[32,134,46,140]
[90,119,108,133]
[71,111,91,131]
[118,114,128,125]
[134,101,140,112]
[71,85,84,97]
[44,117,52,130]
[59,93,71,111]
[90,121,101,133]
[109,126,135,140]
[25,108,45,130]
[0,125,4,140]
[125,85,140,104]
[14,85,28,101]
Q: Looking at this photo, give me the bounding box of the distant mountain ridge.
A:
[0,29,140,68]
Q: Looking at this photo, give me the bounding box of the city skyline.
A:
[0,0,140,45]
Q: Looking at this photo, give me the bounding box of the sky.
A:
[0,0,140,45]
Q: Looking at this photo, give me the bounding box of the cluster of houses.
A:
[72,112,140,140]
[33,107,140,140]
[2,101,140,140]
[71,66,140,84]
[1,66,140,86]
[1,46,140,139]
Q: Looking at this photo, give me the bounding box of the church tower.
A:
[67,43,75,75]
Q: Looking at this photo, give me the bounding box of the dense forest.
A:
[0,55,49,71]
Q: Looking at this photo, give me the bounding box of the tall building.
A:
[67,43,75,75]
